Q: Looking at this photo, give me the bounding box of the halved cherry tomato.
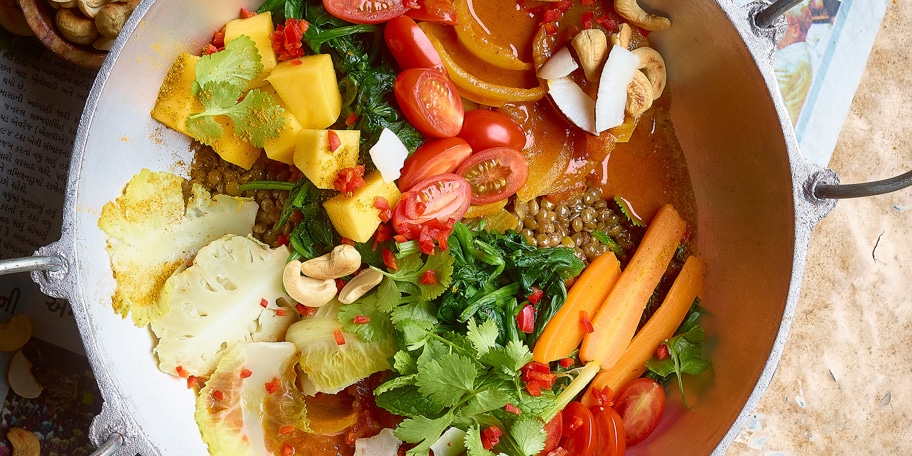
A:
[591,405,626,456]
[559,402,595,456]
[384,15,446,73]
[458,109,527,151]
[538,413,563,455]
[392,173,471,235]
[394,68,464,138]
[398,137,472,191]
[405,0,458,25]
[612,378,666,446]
[456,147,528,205]
[323,0,411,24]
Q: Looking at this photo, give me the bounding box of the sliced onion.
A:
[595,45,640,132]
[547,77,597,135]
[369,128,410,183]
[537,46,579,80]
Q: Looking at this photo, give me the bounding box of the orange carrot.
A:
[532,251,621,363]
[579,204,686,371]
[581,255,705,407]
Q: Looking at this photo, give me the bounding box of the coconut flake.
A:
[537,46,579,80]
[595,45,640,132]
[547,77,597,135]
[369,128,410,183]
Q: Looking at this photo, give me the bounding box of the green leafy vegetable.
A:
[645,302,712,408]
[186,36,284,147]
[614,195,645,227]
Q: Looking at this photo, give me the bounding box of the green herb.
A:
[614,195,645,227]
[186,36,284,147]
[645,302,712,408]
[592,229,624,257]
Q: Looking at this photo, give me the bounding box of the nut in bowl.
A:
[14,0,139,68]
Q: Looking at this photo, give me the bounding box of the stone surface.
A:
[728,1,912,454]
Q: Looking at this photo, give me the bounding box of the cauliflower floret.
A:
[98,168,259,327]
[151,234,297,378]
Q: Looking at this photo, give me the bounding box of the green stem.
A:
[240,181,296,192]
[540,361,601,423]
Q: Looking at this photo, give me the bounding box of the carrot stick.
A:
[581,255,704,407]
[532,251,621,363]
[579,204,686,371]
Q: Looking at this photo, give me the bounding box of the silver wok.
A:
[4,0,911,454]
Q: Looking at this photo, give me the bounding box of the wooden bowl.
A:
[14,0,107,69]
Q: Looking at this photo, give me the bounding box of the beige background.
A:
[728,0,912,453]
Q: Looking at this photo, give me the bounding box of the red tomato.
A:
[538,413,563,455]
[394,68,464,138]
[384,15,446,73]
[323,0,411,24]
[456,147,529,205]
[612,378,666,446]
[405,0,458,24]
[398,137,472,191]
[559,402,596,456]
[392,173,471,234]
[458,110,526,151]
[591,405,626,456]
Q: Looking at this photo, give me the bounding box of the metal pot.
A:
[3,0,911,454]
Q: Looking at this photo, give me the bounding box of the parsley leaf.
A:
[645,303,712,408]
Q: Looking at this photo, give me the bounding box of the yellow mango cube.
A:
[324,171,402,243]
[224,12,278,88]
[294,129,360,189]
[261,85,302,165]
[151,53,261,169]
[267,55,342,129]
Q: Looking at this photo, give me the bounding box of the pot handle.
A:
[813,169,912,199]
[0,256,64,275]
[754,0,805,29]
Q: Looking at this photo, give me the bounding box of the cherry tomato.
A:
[559,402,595,456]
[384,15,446,73]
[591,405,626,456]
[398,137,472,191]
[538,413,563,455]
[323,0,411,24]
[612,378,666,446]
[394,68,464,138]
[458,110,526,151]
[455,147,529,205]
[405,0,458,25]
[392,173,471,235]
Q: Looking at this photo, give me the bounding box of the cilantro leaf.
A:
[645,304,712,408]
[338,296,393,343]
[192,35,261,94]
[509,416,547,456]
[375,384,445,418]
[614,195,645,227]
[481,339,533,376]
[396,411,455,455]
[464,425,493,456]
[392,350,419,375]
[417,353,479,408]
[374,276,402,313]
[467,319,499,358]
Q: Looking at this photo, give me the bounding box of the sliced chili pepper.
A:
[525,381,542,397]
[504,404,522,415]
[481,425,503,450]
[328,130,342,152]
[559,357,575,368]
[240,368,252,379]
[334,164,366,195]
[295,303,317,316]
[176,365,188,378]
[265,377,281,394]
[345,112,358,126]
[374,196,393,222]
[656,343,670,360]
[354,315,371,324]
[420,269,437,285]
[282,442,294,455]
[260,298,268,308]
[275,309,287,317]
[517,304,535,334]
[211,389,224,401]
[239,7,256,18]
[279,425,295,435]
[527,287,544,305]
[382,247,398,271]
[187,375,199,389]
[333,329,346,345]
[580,310,594,334]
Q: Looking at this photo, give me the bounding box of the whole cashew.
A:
[283,260,337,307]
[300,244,361,280]
[626,70,654,117]
[614,0,671,31]
[571,29,608,82]
[338,269,384,304]
[632,47,667,101]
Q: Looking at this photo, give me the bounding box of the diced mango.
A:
[224,12,278,88]
[324,171,401,243]
[267,55,342,129]
[151,53,261,169]
[261,85,302,165]
[294,129,360,189]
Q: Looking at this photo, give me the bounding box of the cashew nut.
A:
[614,0,671,31]
[610,23,633,50]
[625,70,653,117]
[8,351,43,399]
[571,29,608,83]
[6,427,40,456]
[77,0,109,18]
[0,314,32,352]
[283,260,337,307]
[338,268,384,304]
[300,244,362,280]
[632,47,666,101]
[55,8,98,45]
[95,1,134,38]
